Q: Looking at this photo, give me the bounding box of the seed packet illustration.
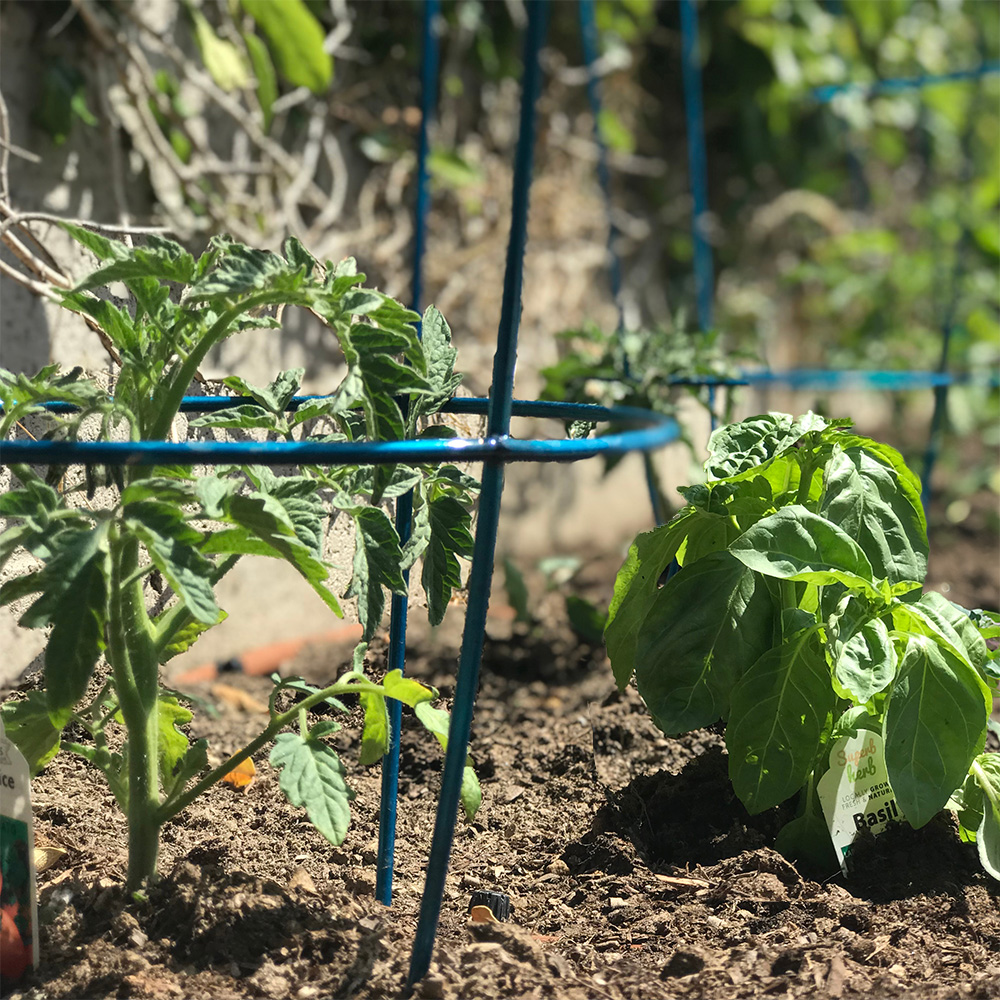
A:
[0,717,38,988]
[817,729,903,874]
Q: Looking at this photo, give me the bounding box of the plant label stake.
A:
[0,717,38,987]
[817,730,902,874]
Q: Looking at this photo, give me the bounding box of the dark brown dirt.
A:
[3,518,999,1000]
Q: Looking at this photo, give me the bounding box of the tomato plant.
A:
[0,229,479,890]
[607,412,1000,878]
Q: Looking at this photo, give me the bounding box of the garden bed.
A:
[5,516,999,1000]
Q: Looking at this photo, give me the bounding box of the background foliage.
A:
[4,0,998,518]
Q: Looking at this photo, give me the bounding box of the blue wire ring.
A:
[0,398,680,467]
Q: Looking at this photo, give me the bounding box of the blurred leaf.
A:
[191,9,249,92]
[243,30,278,130]
[241,0,333,94]
[428,148,483,189]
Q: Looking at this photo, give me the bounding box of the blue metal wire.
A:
[679,0,714,337]
[0,401,681,467]
[679,0,718,436]
[578,0,624,336]
[812,61,1000,104]
[406,1,550,987]
[376,0,442,910]
[580,0,669,524]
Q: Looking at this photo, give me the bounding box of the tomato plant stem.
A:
[157,676,385,825]
[108,530,163,890]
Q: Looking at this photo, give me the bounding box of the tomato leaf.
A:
[270,731,354,846]
[420,495,474,626]
[0,692,66,775]
[344,506,406,641]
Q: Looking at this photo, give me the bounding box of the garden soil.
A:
[3,512,999,1000]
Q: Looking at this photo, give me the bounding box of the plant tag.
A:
[0,716,39,985]
[817,730,902,874]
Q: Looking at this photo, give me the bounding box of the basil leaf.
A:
[727,628,834,812]
[635,550,774,734]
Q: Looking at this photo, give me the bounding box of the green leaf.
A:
[45,548,109,714]
[70,235,196,291]
[382,669,437,708]
[5,525,107,627]
[774,811,838,875]
[0,692,66,775]
[163,739,209,800]
[705,412,816,479]
[729,505,878,595]
[125,501,219,625]
[503,558,533,625]
[244,30,277,130]
[185,243,302,299]
[155,608,228,664]
[283,237,317,276]
[156,697,193,789]
[270,675,348,714]
[727,628,835,812]
[820,445,927,586]
[213,493,341,616]
[884,635,991,828]
[971,755,1000,879]
[191,9,249,91]
[240,0,333,94]
[410,306,463,423]
[635,551,775,734]
[59,222,129,262]
[344,507,406,641]
[222,368,304,413]
[605,509,698,690]
[270,731,354,846]
[892,593,991,679]
[54,292,137,353]
[412,698,481,822]
[565,595,607,645]
[399,494,432,571]
[831,617,896,703]
[358,690,388,766]
[187,405,281,432]
[420,495,474,626]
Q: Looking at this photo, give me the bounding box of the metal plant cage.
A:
[1,0,998,988]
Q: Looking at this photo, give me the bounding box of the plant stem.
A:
[108,529,163,890]
[796,460,817,506]
[158,676,384,824]
[150,291,292,440]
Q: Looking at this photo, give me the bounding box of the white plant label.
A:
[817,729,902,873]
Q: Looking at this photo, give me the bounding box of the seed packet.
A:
[0,717,38,987]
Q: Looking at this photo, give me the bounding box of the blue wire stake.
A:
[406,1,550,988]
[579,0,625,338]
[679,0,714,338]
[376,0,440,908]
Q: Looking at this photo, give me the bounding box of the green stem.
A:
[158,676,384,824]
[150,292,292,440]
[108,529,162,890]
[796,460,817,506]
